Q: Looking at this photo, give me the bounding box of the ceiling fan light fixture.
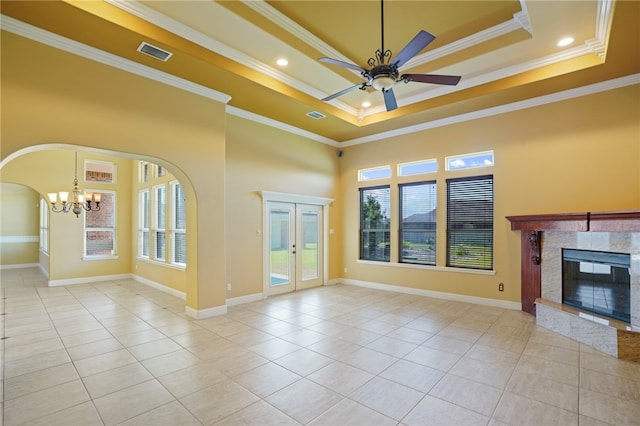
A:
[372,75,396,91]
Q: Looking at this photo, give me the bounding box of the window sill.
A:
[356,259,495,275]
[83,255,118,261]
[137,256,186,271]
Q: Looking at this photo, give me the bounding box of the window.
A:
[398,159,437,176]
[140,162,150,183]
[85,190,116,257]
[139,189,150,258]
[39,197,49,254]
[153,185,166,261]
[358,165,391,181]
[170,181,186,265]
[446,175,493,270]
[446,151,494,171]
[85,159,115,183]
[156,165,166,178]
[399,181,437,265]
[360,186,391,262]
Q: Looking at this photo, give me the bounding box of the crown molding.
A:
[226,106,339,147]
[342,73,640,147]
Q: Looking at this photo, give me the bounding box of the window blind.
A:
[446,175,494,269]
[399,181,437,265]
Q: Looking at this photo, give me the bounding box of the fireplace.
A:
[506,211,640,361]
[562,248,631,323]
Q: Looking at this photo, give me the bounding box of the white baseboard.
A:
[332,278,521,311]
[132,275,186,300]
[185,304,228,319]
[227,293,264,306]
[48,273,132,287]
[0,262,41,270]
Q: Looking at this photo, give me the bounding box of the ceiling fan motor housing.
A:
[368,64,399,91]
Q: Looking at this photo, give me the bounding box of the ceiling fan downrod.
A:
[370,0,392,67]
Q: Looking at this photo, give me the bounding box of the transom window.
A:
[398,159,437,176]
[358,165,391,181]
[446,151,494,171]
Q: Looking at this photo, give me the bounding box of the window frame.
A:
[152,184,166,261]
[169,180,186,266]
[39,197,49,255]
[138,189,150,258]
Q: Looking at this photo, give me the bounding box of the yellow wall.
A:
[225,115,340,298]
[0,183,40,265]
[340,84,640,303]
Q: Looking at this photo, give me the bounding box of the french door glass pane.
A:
[301,211,319,280]
[270,210,290,285]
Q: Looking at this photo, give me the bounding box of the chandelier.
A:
[47,152,101,217]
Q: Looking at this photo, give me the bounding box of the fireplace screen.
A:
[562,249,631,322]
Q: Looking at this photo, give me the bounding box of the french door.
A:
[267,202,323,295]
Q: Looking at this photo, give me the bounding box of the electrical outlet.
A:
[498,283,504,291]
[226,283,232,291]
[344,267,347,273]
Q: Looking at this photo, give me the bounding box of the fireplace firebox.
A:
[562,248,631,323]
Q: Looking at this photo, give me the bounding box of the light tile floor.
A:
[2,267,640,425]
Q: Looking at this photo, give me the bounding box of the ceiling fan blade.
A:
[322,83,366,102]
[382,88,398,111]
[402,73,462,85]
[391,30,436,68]
[319,57,368,73]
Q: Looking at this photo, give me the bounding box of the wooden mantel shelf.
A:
[506,210,640,316]
[506,210,640,232]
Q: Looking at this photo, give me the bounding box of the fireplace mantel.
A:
[506,210,640,315]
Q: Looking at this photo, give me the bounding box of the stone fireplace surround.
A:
[507,211,640,361]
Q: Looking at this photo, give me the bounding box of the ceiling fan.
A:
[318,0,461,112]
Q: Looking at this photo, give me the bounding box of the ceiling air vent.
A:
[137,42,173,62]
[306,111,326,120]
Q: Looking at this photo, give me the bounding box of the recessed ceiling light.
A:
[276,58,288,66]
[557,37,574,47]
[361,101,371,108]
